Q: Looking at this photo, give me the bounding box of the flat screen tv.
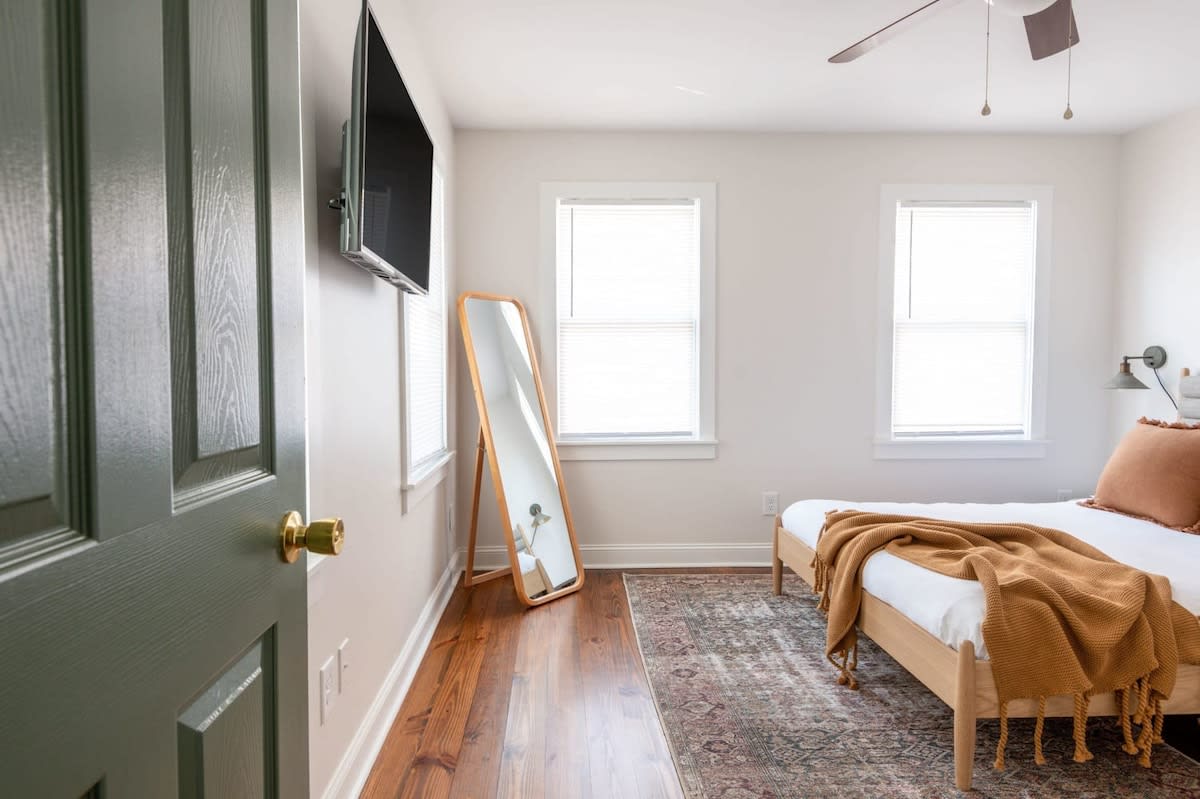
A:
[335,1,434,294]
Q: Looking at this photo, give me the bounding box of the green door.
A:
[0,0,309,796]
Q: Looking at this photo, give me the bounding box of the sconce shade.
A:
[1105,361,1150,390]
[529,503,552,528]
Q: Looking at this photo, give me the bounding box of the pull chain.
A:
[981,2,992,116]
[1063,0,1074,120]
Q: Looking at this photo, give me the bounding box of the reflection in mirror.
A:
[461,295,583,604]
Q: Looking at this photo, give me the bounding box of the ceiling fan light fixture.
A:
[1062,0,1074,120]
[980,1,993,118]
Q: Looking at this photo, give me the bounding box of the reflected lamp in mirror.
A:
[529,503,551,545]
[1105,345,1178,408]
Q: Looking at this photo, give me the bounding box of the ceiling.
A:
[401,0,1200,133]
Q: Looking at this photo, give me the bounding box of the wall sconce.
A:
[529,503,551,546]
[1105,345,1177,408]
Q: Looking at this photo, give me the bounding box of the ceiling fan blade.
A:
[829,0,968,64]
[1024,0,1080,60]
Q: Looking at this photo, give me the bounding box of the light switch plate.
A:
[337,638,350,694]
[319,655,336,724]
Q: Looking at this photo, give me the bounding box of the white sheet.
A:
[781,499,1200,658]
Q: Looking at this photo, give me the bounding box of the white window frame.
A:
[400,161,453,508]
[874,184,1053,460]
[539,182,717,461]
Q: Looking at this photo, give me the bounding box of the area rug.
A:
[624,573,1200,799]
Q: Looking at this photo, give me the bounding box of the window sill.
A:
[873,438,1049,460]
[556,438,717,461]
[402,449,455,512]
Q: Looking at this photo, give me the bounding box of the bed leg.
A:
[772,514,783,596]
[954,640,977,791]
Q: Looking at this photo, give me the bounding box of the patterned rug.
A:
[624,573,1200,799]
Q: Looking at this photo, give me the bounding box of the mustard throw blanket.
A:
[812,510,1200,770]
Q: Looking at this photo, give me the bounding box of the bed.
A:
[771,370,1200,790]
[514,524,553,598]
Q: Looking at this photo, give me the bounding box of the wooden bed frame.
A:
[771,370,1200,790]
[772,524,1200,789]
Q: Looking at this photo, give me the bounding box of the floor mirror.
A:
[458,292,585,606]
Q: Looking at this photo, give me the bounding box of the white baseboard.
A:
[320,551,462,799]
[463,541,774,570]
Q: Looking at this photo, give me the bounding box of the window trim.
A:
[874,184,1053,460]
[400,160,453,508]
[539,181,717,461]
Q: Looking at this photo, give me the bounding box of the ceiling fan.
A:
[829,0,1079,64]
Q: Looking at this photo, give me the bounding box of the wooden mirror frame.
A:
[457,291,585,606]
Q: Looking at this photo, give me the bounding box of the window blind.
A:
[404,166,447,473]
[555,200,701,438]
[891,202,1035,437]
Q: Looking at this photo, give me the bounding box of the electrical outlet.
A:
[762,491,780,516]
[1056,488,1073,502]
[337,638,351,694]
[319,655,336,724]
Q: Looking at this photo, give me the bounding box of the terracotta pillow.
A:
[1084,418,1200,532]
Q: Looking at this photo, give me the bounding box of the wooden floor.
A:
[360,569,695,799]
[361,567,1200,798]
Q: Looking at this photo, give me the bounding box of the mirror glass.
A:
[461,296,582,602]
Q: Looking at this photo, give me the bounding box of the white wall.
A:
[1110,108,1200,444]
[455,132,1121,564]
[300,1,457,796]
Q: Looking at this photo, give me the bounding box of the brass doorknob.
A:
[279,511,344,563]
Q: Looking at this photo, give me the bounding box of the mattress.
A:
[516,550,538,576]
[781,499,1200,658]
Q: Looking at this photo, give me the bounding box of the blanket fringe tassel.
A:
[1072,692,1094,763]
[1114,676,1167,768]
[993,678,1167,772]
[826,646,859,691]
[994,701,1010,769]
[1033,696,1047,765]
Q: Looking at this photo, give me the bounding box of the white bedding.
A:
[781,499,1200,659]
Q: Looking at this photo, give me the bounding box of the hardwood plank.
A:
[578,572,682,799]
[607,575,683,799]
[542,594,590,799]
[577,573,636,798]
[398,585,499,799]
[359,585,474,797]
[495,599,550,798]
[448,584,523,798]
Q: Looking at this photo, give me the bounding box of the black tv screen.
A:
[338,3,434,294]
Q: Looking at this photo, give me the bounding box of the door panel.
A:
[0,0,86,569]
[181,0,263,464]
[165,0,272,505]
[0,0,309,796]
[0,0,57,514]
[178,634,275,799]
